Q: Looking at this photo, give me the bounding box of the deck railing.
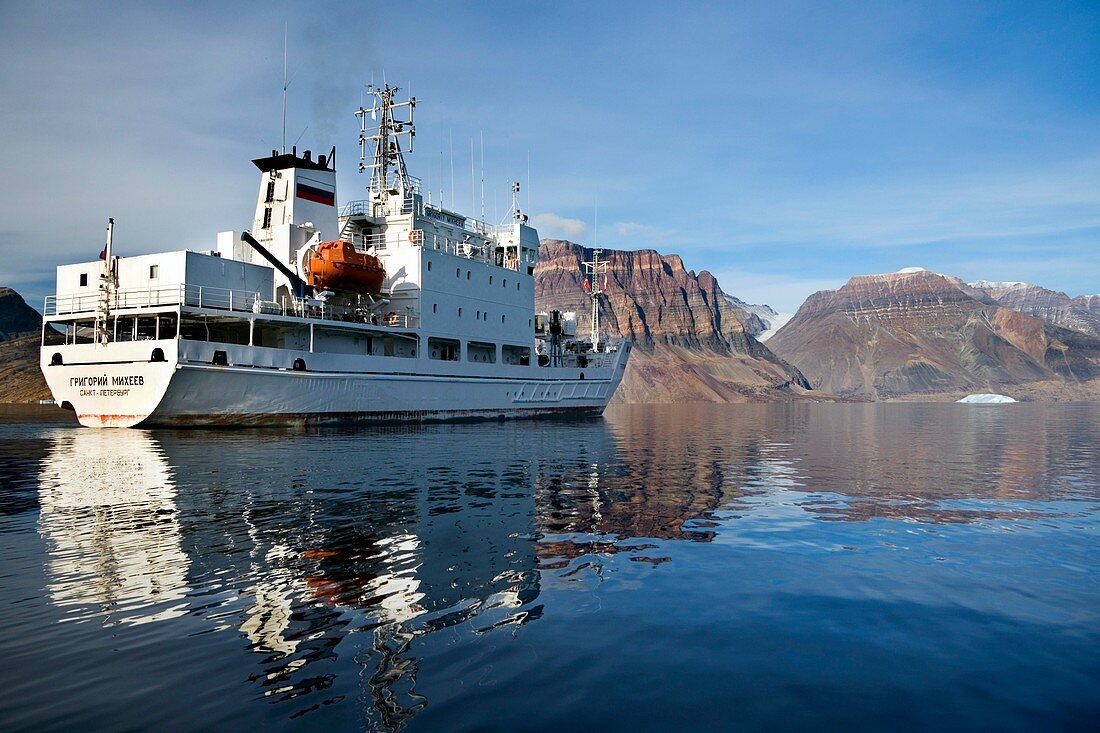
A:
[45,284,419,329]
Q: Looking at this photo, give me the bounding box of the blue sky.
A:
[1,0,1097,311]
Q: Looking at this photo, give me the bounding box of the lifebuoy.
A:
[408,229,424,245]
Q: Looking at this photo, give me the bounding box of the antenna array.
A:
[356,84,417,196]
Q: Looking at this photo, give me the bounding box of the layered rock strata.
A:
[768,269,1100,400]
[534,240,812,403]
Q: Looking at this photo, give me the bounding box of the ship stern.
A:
[41,340,177,428]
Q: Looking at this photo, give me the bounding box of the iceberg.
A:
[956,393,1017,404]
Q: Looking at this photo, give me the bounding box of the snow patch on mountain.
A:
[968,279,1028,290]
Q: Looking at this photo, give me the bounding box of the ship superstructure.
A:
[39,84,629,427]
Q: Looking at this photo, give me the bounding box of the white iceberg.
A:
[956,393,1017,403]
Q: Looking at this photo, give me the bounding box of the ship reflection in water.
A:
[2,403,1098,731]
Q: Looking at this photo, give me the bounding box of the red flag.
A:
[99,246,107,260]
[583,278,590,292]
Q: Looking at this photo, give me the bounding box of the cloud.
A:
[532,213,588,241]
[611,221,653,238]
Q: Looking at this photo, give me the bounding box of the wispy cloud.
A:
[532,213,588,241]
[611,221,653,238]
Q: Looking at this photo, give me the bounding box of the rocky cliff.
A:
[534,240,812,403]
[0,287,56,403]
[968,280,1100,337]
[767,268,1100,400]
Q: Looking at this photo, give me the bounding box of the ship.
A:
[39,84,630,427]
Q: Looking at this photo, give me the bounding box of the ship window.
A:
[517,282,520,290]
[427,260,432,271]
[489,276,493,284]
[262,207,272,229]
[136,317,158,340]
[149,264,159,279]
[456,267,461,278]
[467,271,471,280]
[476,310,480,319]
[503,279,507,288]
[432,304,437,313]
[79,273,88,287]
[428,337,460,361]
[502,315,506,323]
[458,308,462,317]
[503,344,530,366]
[265,180,275,203]
[468,341,496,363]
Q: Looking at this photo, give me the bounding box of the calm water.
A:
[0,403,1098,732]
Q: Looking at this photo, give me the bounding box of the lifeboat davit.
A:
[306,241,386,294]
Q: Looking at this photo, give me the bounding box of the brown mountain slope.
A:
[768,269,1100,400]
[535,240,812,403]
[0,287,58,403]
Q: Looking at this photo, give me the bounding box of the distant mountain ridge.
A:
[768,268,1100,400]
[967,280,1100,338]
[535,240,812,403]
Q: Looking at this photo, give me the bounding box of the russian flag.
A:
[296,182,335,206]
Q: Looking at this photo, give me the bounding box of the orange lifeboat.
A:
[306,240,386,294]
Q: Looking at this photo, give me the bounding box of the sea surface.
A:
[0,403,1098,732]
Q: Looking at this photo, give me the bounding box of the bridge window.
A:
[79,273,88,287]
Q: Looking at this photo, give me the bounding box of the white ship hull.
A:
[42,339,630,428]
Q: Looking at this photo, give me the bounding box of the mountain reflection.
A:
[28,403,1099,729]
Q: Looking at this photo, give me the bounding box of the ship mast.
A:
[95,218,116,346]
[583,249,608,352]
[356,83,417,203]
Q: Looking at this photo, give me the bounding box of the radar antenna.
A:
[583,249,608,352]
[356,83,417,199]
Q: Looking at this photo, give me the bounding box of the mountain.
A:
[534,240,812,403]
[0,287,57,403]
[967,280,1100,338]
[721,295,792,342]
[767,268,1100,401]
